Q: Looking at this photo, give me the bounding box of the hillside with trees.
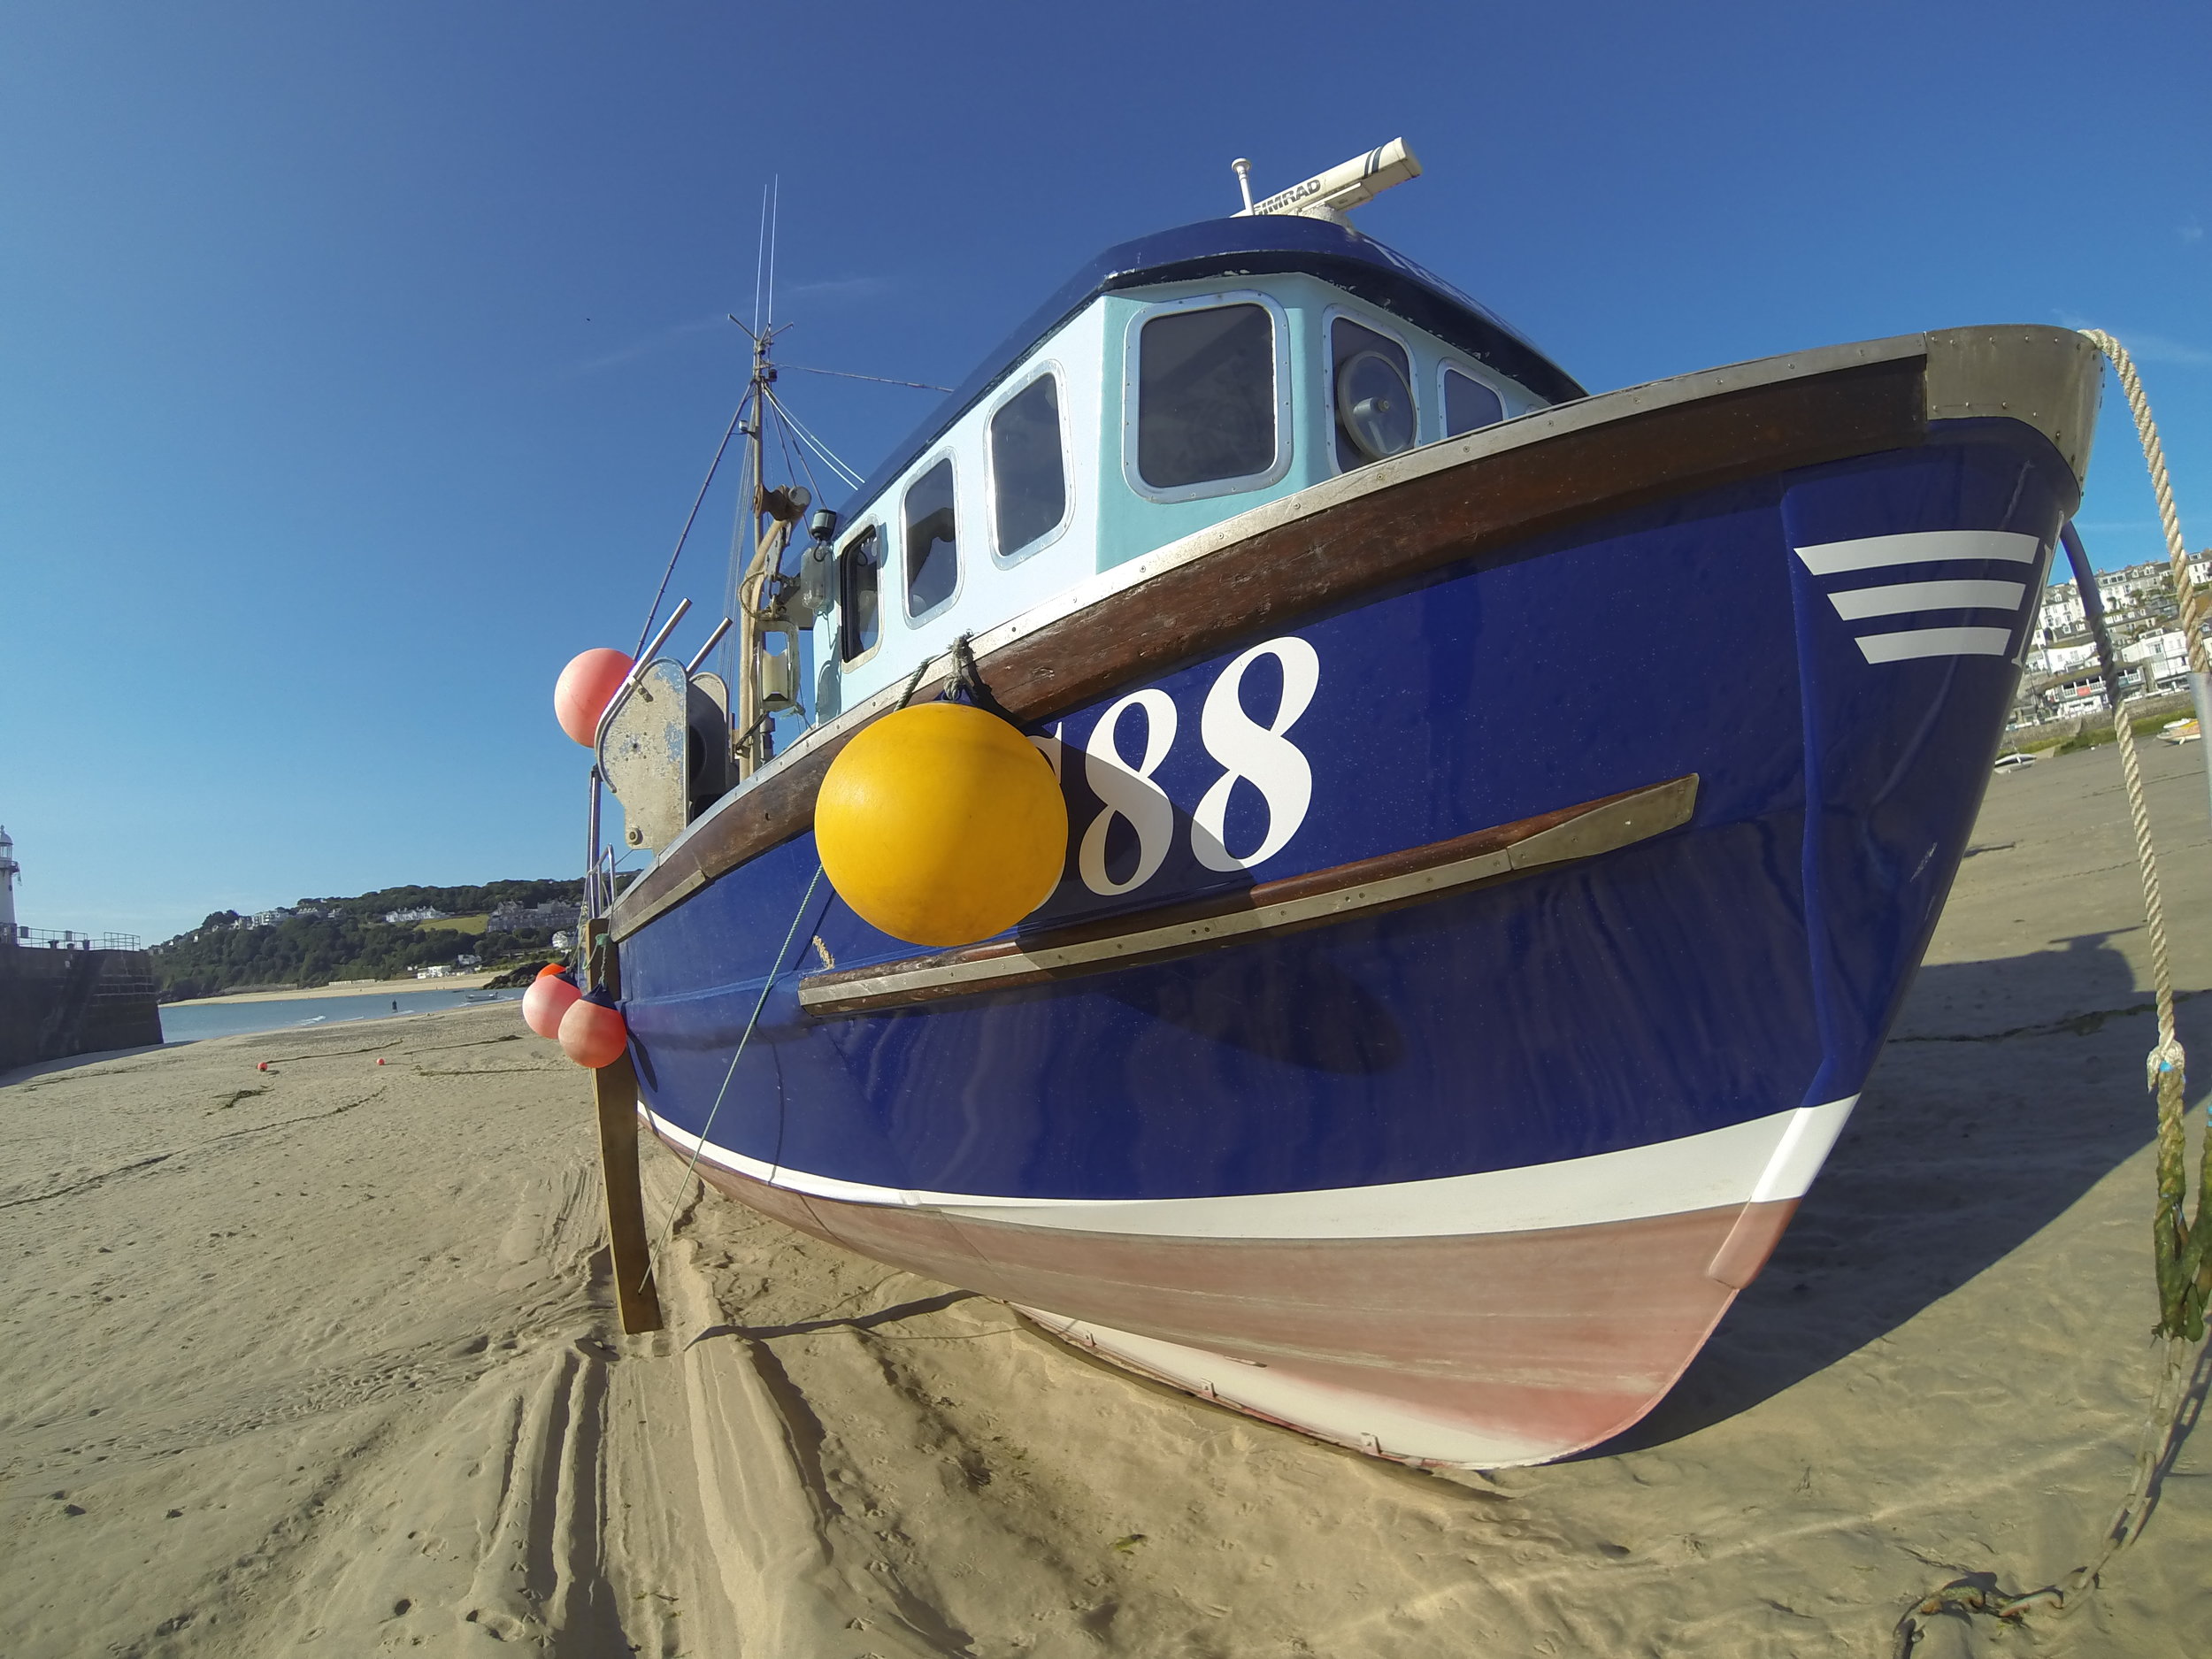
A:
[150,879,582,1001]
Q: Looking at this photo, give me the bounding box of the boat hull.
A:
[613,335,2092,1464]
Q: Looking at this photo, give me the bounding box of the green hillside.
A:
[150,879,581,1001]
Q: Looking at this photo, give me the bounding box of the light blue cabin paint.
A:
[810,270,1547,716]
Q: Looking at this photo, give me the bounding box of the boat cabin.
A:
[800,213,1586,721]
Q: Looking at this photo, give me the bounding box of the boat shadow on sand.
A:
[1595,928,2210,1456]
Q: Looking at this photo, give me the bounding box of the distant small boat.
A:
[585,142,2102,1467]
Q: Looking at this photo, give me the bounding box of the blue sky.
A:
[3,1,2206,945]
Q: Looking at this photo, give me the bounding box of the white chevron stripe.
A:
[1794,529,2040,575]
[1828,579,2026,619]
[1855,626,2014,663]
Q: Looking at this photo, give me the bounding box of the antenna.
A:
[764,175,780,331]
[750,187,764,335]
[1233,138,1422,223]
[1232,157,1255,212]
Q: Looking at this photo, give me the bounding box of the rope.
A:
[1893,333,2212,1653]
[633,649,939,1291]
[641,864,825,1290]
[2075,331,2208,673]
[945,633,1014,722]
[2074,330,2211,1346]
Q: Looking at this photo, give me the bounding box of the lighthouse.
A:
[0,825,18,943]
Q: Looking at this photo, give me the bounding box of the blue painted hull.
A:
[622,421,2069,1205]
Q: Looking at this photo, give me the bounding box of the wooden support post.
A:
[587,919,664,1333]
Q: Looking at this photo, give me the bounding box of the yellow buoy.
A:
[816,702,1069,947]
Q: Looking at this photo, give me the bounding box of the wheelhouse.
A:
[801,214,1586,721]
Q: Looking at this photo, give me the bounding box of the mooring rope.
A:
[634,649,943,1291]
[2078,330,2212,669]
[641,863,825,1290]
[1893,332,2211,1653]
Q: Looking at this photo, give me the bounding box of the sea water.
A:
[158,986,523,1043]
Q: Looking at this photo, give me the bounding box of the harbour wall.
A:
[0,943,163,1071]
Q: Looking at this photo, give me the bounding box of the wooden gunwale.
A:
[797,774,1697,1018]
[611,350,1925,941]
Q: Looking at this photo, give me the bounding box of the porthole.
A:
[1336,349,1416,461]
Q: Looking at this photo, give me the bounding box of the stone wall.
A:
[0,945,163,1071]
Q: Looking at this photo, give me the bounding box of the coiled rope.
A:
[1893,332,2212,1652]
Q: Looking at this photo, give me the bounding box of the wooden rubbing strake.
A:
[611,355,1921,941]
[797,775,1697,1019]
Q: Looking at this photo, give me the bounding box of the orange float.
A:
[558,989,629,1069]
[554,648,634,747]
[522,969,581,1038]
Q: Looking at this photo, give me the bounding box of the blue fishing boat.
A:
[582,142,2101,1466]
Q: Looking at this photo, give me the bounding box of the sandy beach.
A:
[4,741,2210,1656]
[162,971,504,1008]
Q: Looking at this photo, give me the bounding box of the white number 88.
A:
[1191,637,1319,872]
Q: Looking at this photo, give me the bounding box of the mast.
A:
[725,323,806,781]
[729,326,769,778]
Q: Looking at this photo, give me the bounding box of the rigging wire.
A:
[629,398,748,662]
[772,393,826,505]
[784,364,954,394]
[767,387,865,488]
[766,390,804,498]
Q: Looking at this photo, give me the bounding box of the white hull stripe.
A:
[639,1097,1858,1241]
[1827,579,2025,620]
[1855,625,2016,663]
[1793,531,2039,663]
[1793,529,2040,575]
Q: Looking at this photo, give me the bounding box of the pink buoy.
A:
[522,969,581,1039]
[554,648,634,748]
[558,988,628,1069]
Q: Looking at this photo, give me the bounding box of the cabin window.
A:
[903,458,960,618]
[1135,303,1277,492]
[988,373,1067,561]
[1442,365,1505,438]
[1331,317,1416,469]
[838,525,881,663]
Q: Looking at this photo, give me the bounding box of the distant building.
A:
[250,908,295,927]
[456,953,481,968]
[2036,580,2086,644]
[414,964,455,979]
[2034,641,2100,678]
[2124,630,2193,691]
[487,901,579,933]
[2023,550,2212,718]
[384,907,451,925]
[550,929,574,951]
